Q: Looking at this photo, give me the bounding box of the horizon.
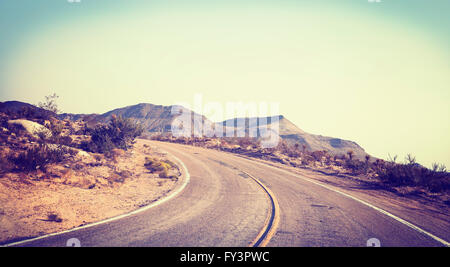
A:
[0,0,449,168]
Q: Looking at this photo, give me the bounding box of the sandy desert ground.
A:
[0,139,180,244]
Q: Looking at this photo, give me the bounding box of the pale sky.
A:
[0,0,449,168]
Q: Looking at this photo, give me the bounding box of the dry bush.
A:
[38,93,60,114]
[238,137,254,148]
[346,150,354,161]
[311,150,328,162]
[144,157,175,178]
[84,115,143,155]
[369,155,449,192]
[344,159,368,175]
[46,213,63,223]
[115,170,132,181]
[275,140,300,157]
[9,143,74,172]
[144,157,170,173]
[159,169,170,178]
[300,153,315,166]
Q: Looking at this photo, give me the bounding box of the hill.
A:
[219,115,368,159]
[59,103,214,138]
[59,102,368,158]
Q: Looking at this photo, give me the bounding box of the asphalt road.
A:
[10,141,449,247]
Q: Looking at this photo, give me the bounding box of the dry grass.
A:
[144,157,177,179]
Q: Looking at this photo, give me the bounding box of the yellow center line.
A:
[243,170,280,247]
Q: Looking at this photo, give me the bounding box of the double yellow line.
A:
[244,171,280,247]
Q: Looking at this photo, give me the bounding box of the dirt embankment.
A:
[0,139,181,244]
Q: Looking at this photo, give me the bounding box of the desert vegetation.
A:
[81,114,144,156]
[150,134,450,194]
[0,98,182,243]
[9,143,77,172]
[37,93,60,114]
[0,96,144,182]
[0,99,79,175]
[144,157,177,178]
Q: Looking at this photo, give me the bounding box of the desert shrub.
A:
[276,141,289,154]
[374,156,450,192]
[345,159,368,174]
[48,121,64,137]
[109,170,133,182]
[275,140,301,157]
[117,170,132,179]
[286,148,301,158]
[346,150,354,161]
[38,93,60,114]
[9,143,72,172]
[386,164,419,184]
[159,169,170,178]
[35,121,75,147]
[85,115,143,155]
[425,172,450,193]
[238,137,254,148]
[144,157,176,178]
[311,150,328,162]
[431,163,447,173]
[57,135,73,146]
[107,115,144,149]
[46,213,63,222]
[176,136,189,144]
[162,159,177,169]
[144,157,170,172]
[82,125,115,155]
[300,153,315,166]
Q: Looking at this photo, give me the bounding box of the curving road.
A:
[8,140,449,247]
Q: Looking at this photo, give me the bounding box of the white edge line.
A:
[243,157,450,247]
[2,154,190,247]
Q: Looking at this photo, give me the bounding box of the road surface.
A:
[8,141,449,247]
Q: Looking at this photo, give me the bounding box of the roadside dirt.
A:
[0,139,180,244]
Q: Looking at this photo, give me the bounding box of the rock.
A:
[7,119,52,138]
[77,150,91,158]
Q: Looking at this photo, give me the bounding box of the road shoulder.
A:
[0,139,185,245]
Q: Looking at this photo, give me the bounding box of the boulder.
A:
[7,119,52,138]
[77,150,91,158]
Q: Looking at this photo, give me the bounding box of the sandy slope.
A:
[0,139,179,244]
